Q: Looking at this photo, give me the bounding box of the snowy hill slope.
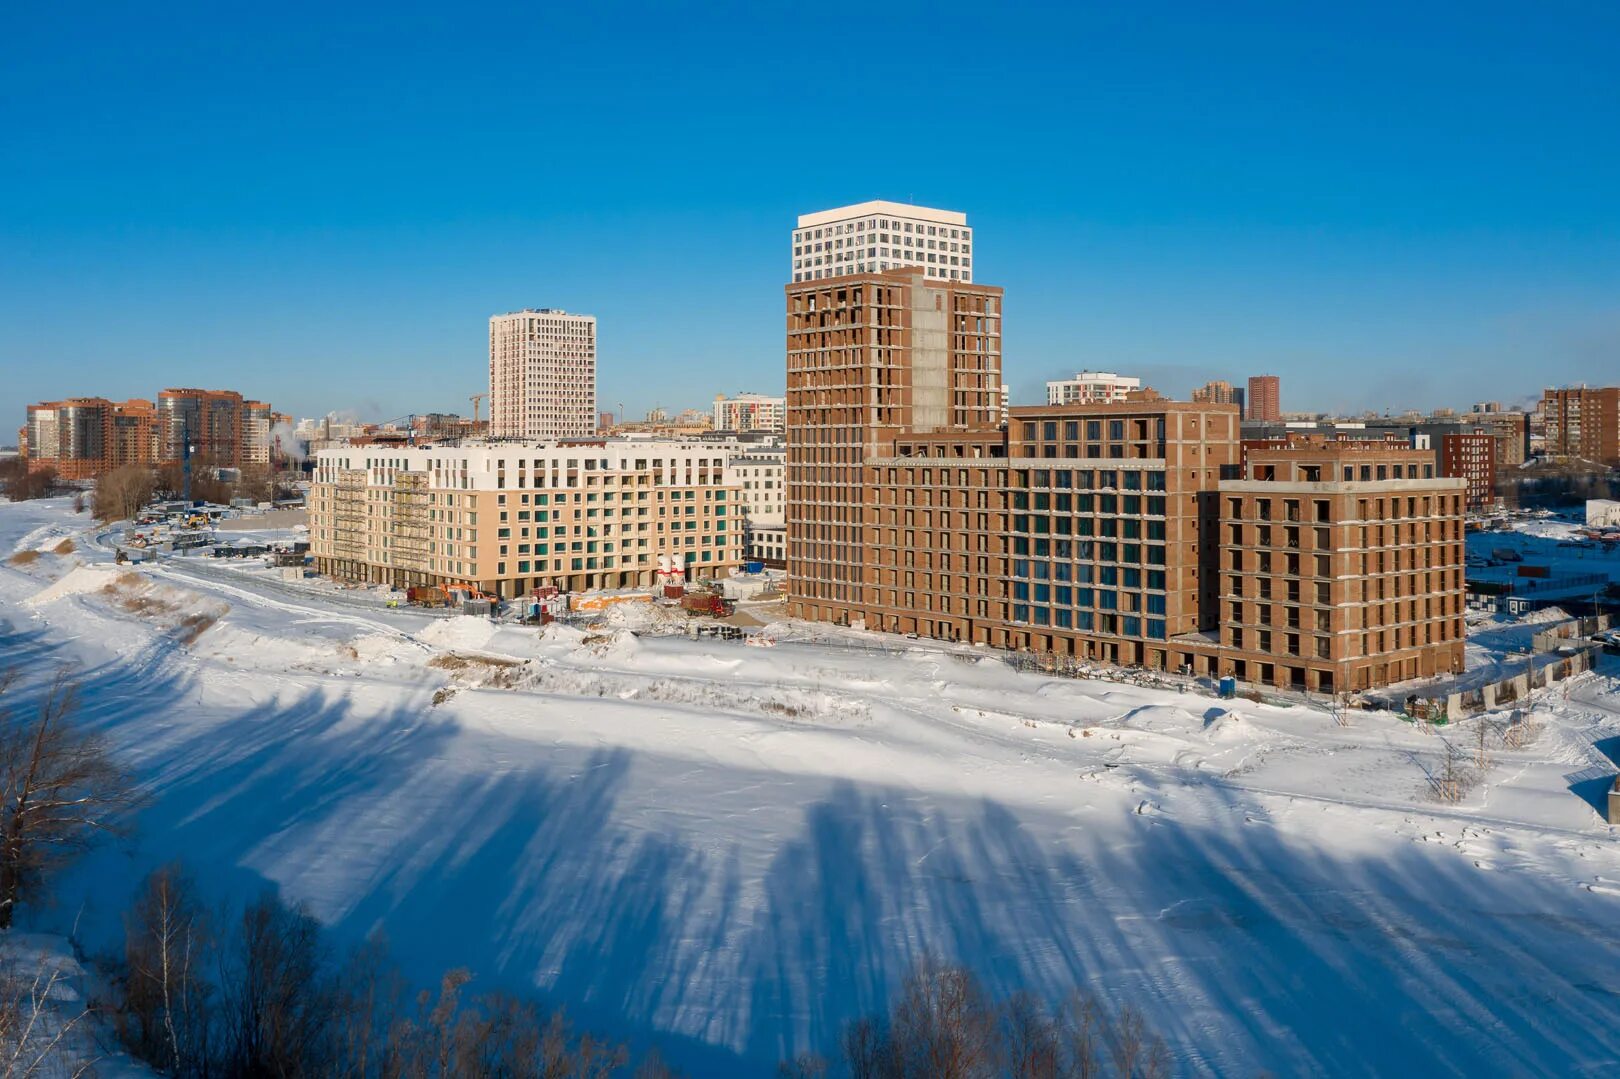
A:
[5,497,1620,1074]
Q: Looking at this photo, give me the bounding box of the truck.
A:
[680,591,734,617]
[407,585,450,608]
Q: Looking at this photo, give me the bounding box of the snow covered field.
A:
[5,497,1620,1074]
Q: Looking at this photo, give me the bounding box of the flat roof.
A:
[797,201,968,228]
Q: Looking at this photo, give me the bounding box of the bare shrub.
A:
[779,1052,830,1078]
[1428,738,1478,804]
[49,540,74,556]
[817,963,1172,1079]
[0,947,99,1078]
[0,671,141,929]
[175,614,218,646]
[8,551,40,567]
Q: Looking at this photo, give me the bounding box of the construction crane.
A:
[469,393,487,426]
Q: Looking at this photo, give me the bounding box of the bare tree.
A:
[115,863,217,1075]
[0,950,99,1078]
[1056,990,1105,1079]
[324,932,406,1079]
[221,889,331,1077]
[1429,737,1475,804]
[1108,1004,1170,1079]
[93,465,156,524]
[0,671,141,929]
[841,1014,887,1079]
[0,460,58,502]
[886,960,998,1079]
[1000,991,1058,1079]
[634,1046,684,1078]
[1473,717,1495,771]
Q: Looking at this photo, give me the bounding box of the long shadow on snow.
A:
[19,624,1620,1077]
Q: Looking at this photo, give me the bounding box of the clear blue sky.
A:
[3,1,1618,435]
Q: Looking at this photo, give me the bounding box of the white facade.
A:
[714,393,785,432]
[792,200,972,284]
[1588,499,1620,528]
[489,309,596,440]
[724,446,786,563]
[1044,371,1142,406]
[723,448,785,527]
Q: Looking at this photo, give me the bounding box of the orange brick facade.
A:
[23,388,274,479]
[785,269,1466,692]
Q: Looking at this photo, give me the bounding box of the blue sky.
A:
[3,1,1618,433]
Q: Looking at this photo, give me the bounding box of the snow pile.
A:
[418,616,500,652]
[22,562,123,606]
[1204,709,1245,739]
[520,662,872,726]
[351,632,426,665]
[577,628,642,661]
[592,599,687,634]
[1521,606,1573,625]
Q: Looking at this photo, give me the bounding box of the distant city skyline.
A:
[3,3,1616,433]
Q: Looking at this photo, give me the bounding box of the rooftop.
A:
[796,200,968,229]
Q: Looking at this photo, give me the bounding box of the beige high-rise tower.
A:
[488,308,596,439]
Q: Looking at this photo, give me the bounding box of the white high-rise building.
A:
[1044,371,1142,406]
[792,200,973,283]
[489,309,596,440]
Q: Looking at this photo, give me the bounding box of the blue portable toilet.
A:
[744,561,765,574]
[1218,676,1237,699]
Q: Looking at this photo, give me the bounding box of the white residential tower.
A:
[791,200,973,283]
[489,308,596,440]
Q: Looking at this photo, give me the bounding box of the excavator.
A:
[444,580,497,607]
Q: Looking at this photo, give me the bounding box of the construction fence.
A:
[1429,646,1599,721]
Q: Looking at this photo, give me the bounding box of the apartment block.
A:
[309,441,741,598]
[1467,411,1530,470]
[1439,431,1497,510]
[25,397,159,479]
[725,445,786,564]
[1247,375,1281,422]
[489,309,597,440]
[1218,440,1466,692]
[783,247,1465,688]
[157,388,258,467]
[1045,371,1142,406]
[786,268,1005,625]
[714,393,785,433]
[1541,386,1620,465]
[792,201,973,284]
[1191,380,1245,411]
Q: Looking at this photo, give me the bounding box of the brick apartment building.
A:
[1246,375,1281,422]
[784,268,1465,692]
[1218,440,1465,691]
[23,387,275,479]
[1542,386,1620,465]
[23,397,158,481]
[1439,431,1497,510]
